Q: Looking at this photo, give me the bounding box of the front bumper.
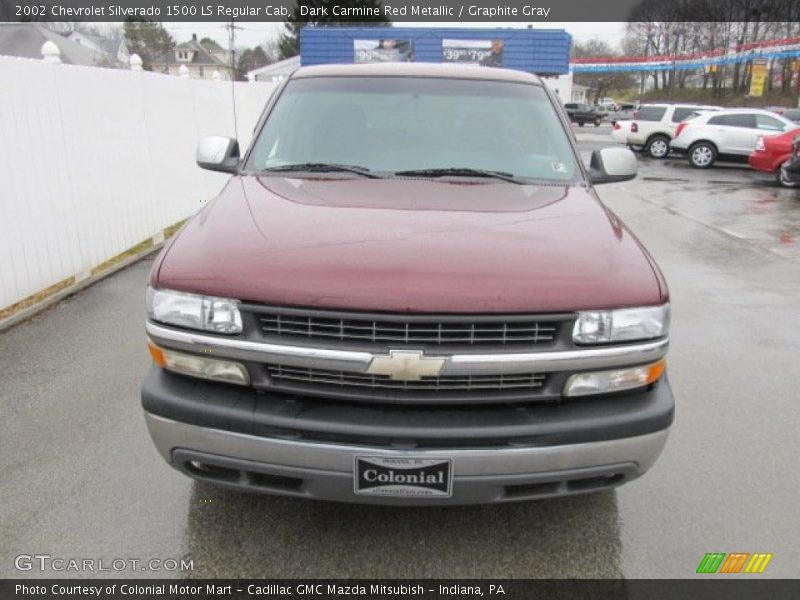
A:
[142,368,674,505]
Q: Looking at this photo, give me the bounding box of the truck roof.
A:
[291,62,544,85]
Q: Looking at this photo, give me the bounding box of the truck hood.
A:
[154,175,665,313]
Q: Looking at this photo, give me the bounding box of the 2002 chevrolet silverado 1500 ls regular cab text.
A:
[142,63,674,505]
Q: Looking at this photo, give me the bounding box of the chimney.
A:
[192,33,197,42]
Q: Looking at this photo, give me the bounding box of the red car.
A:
[749,127,800,187]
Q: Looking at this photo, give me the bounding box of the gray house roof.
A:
[0,24,109,66]
[153,38,228,68]
[67,31,126,58]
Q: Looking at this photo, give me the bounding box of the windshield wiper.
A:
[392,167,522,184]
[259,163,381,178]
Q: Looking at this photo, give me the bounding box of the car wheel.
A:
[777,168,800,188]
[689,142,716,168]
[594,118,602,127]
[578,122,585,127]
[628,144,644,152]
[645,135,670,159]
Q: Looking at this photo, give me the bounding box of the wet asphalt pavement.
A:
[1,124,799,579]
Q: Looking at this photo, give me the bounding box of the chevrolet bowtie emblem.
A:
[366,350,446,381]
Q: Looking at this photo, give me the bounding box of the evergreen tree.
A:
[237,46,271,80]
[278,0,390,60]
[123,19,175,71]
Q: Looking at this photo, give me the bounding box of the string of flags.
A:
[572,36,800,73]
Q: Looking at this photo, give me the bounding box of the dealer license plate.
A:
[354,456,453,498]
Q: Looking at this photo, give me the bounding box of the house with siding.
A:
[0,24,114,67]
[151,34,233,80]
[67,31,129,65]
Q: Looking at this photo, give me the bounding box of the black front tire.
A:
[578,122,585,127]
[594,118,602,126]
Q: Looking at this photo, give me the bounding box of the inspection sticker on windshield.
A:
[354,456,453,497]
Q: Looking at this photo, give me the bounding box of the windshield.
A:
[245,76,579,183]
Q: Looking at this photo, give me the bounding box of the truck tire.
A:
[645,135,670,159]
[594,118,602,127]
[689,142,717,169]
[578,122,585,127]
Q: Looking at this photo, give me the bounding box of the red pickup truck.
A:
[142,63,673,505]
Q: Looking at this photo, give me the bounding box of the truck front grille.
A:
[266,364,547,396]
[253,311,560,347]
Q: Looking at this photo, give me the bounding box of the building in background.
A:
[296,26,572,98]
[67,31,129,65]
[299,27,571,75]
[0,24,113,67]
[247,55,300,82]
[151,33,233,80]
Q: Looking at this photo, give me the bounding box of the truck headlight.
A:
[564,360,665,397]
[572,304,669,344]
[147,287,242,334]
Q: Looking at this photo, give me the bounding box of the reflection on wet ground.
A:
[1,128,798,579]
[183,482,622,578]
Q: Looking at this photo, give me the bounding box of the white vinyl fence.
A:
[0,55,277,311]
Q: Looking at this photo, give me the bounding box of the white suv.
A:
[670,109,795,168]
[611,103,720,159]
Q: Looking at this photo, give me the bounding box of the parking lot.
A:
[1,125,798,579]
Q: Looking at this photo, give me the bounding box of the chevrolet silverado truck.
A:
[142,63,673,505]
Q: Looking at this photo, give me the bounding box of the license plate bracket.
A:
[354,456,453,498]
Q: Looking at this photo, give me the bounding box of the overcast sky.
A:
[165,21,627,52]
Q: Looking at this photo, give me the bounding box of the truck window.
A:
[247,76,580,184]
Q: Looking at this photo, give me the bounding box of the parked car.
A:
[748,126,800,187]
[782,108,800,125]
[611,103,721,158]
[563,102,604,127]
[608,103,637,125]
[597,100,617,112]
[141,63,674,505]
[670,109,796,169]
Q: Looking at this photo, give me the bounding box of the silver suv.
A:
[611,103,720,158]
[669,109,796,168]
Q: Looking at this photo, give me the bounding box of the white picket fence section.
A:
[0,55,277,311]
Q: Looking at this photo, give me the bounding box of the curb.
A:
[0,243,162,333]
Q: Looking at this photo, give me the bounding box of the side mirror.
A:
[589,147,638,185]
[196,136,240,173]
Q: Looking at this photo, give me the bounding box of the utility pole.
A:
[227,20,241,80]
[227,19,242,139]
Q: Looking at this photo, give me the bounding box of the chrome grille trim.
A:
[146,321,669,377]
[267,364,547,392]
